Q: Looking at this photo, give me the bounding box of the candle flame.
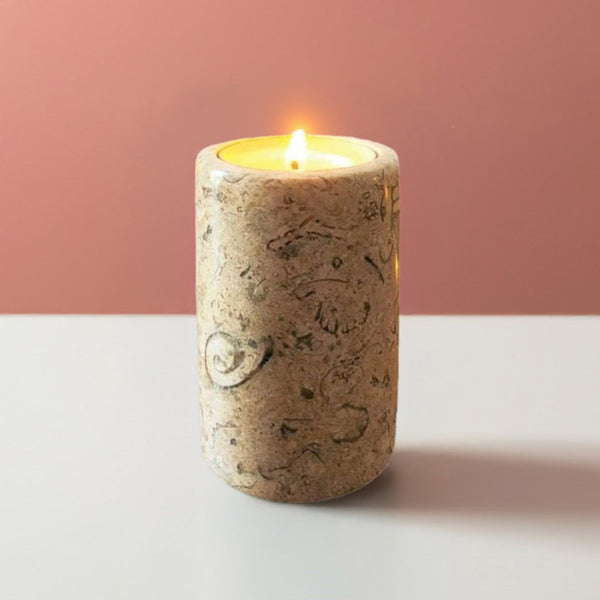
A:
[284,129,307,171]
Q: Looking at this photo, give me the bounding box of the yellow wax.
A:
[218,134,377,172]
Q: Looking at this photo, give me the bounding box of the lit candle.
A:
[218,129,377,171]
[195,131,399,502]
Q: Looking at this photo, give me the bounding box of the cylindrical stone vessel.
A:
[195,134,399,502]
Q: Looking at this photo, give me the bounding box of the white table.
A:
[1,316,599,600]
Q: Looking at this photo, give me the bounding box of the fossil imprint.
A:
[204,331,274,389]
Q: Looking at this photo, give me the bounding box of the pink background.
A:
[1,0,599,314]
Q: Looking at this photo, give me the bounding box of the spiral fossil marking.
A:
[205,331,274,389]
[320,361,364,401]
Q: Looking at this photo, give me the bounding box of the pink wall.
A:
[1,0,599,314]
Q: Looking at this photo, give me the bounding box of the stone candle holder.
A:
[195,135,399,502]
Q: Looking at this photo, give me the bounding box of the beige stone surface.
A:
[195,136,399,502]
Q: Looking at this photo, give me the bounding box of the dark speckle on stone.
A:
[300,387,315,399]
[281,423,298,439]
[294,332,314,350]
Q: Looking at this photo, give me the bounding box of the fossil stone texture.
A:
[195,137,399,502]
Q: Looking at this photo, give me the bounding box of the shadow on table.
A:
[324,446,600,516]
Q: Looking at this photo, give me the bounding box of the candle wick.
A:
[291,160,299,170]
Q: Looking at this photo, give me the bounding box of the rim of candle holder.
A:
[198,134,397,179]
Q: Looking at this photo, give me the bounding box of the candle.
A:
[218,129,377,171]
[195,131,399,502]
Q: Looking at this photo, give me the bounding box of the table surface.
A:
[1,316,599,600]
